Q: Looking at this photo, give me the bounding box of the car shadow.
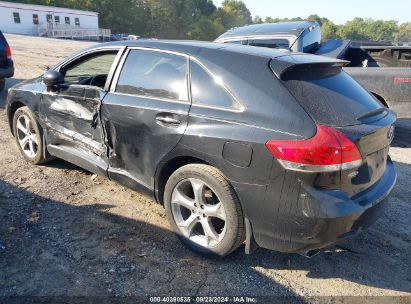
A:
[0,78,25,109]
[45,158,91,174]
[0,178,410,299]
[0,180,301,300]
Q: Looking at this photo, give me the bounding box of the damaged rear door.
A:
[41,48,124,175]
[101,48,191,192]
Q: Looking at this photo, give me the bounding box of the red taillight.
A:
[5,45,12,59]
[265,124,362,172]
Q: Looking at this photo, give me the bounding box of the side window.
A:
[13,12,21,24]
[226,40,247,45]
[116,50,188,101]
[65,17,70,25]
[302,26,321,53]
[190,61,239,110]
[248,39,290,49]
[63,51,118,88]
[33,14,39,25]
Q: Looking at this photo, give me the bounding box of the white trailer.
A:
[0,1,110,40]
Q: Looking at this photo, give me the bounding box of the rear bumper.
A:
[238,159,397,255]
[0,66,14,79]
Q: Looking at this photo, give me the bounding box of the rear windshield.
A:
[282,68,383,126]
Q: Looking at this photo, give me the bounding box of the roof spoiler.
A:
[270,54,350,79]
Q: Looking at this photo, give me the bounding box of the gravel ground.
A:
[0,34,410,302]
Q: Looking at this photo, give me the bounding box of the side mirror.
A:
[43,70,63,87]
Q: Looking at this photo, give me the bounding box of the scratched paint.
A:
[50,97,93,121]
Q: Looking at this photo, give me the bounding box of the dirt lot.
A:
[0,34,410,302]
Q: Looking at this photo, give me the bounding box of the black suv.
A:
[6,41,397,257]
[0,31,14,91]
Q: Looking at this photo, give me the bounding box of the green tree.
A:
[337,18,368,40]
[253,15,263,24]
[396,22,411,43]
[307,14,331,26]
[187,16,225,40]
[336,18,399,42]
[264,16,303,23]
[365,20,398,42]
[321,21,339,40]
[216,0,252,29]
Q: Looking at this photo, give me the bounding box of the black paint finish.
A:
[5,40,397,255]
[222,142,253,168]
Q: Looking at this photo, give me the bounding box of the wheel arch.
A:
[7,100,27,136]
[155,155,212,205]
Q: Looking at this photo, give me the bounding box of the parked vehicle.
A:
[6,40,397,257]
[0,30,14,92]
[128,35,141,40]
[215,21,411,119]
[110,34,132,41]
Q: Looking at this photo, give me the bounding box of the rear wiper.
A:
[357,108,386,120]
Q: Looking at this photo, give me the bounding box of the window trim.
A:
[33,14,39,25]
[110,47,191,104]
[189,57,244,112]
[54,47,125,91]
[13,12,21,24]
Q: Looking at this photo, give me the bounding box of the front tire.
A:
[164,164,245,257]
[13,106,51,165]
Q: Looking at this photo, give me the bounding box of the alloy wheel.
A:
[171,178,227,248]
[16,114,38,158]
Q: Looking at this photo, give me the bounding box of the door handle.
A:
[156,115,181,126]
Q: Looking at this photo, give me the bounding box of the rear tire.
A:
[164,164,245,257]
[13,106,52,165]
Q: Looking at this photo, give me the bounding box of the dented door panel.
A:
[41,84,108,166]
[101,93,190,191]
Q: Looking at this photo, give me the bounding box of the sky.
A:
[213,0,411,24]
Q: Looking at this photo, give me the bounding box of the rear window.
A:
[248,39,290,49]
[116,49,188,101]
[190,61,240,109]
[225,40,247,45]
[282,68,383,126]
